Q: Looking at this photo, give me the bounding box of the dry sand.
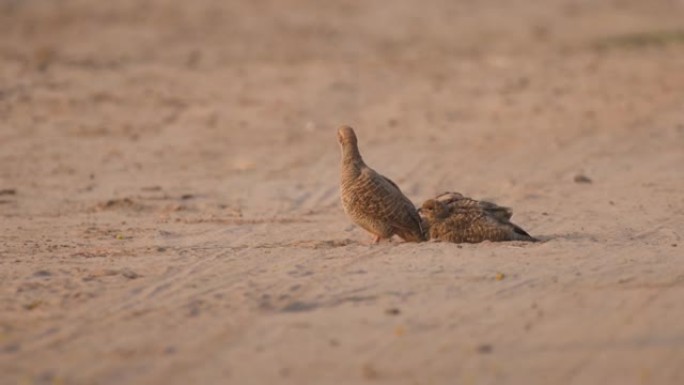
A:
[1,1,684,384]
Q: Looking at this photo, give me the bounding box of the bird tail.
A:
[511,224,538,242]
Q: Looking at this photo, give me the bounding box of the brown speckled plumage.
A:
[434,191,513,221]
[337,126,425,243]
[420,194,536,243]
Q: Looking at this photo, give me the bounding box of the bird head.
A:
[337,125,358,146]
[419,199,449,219]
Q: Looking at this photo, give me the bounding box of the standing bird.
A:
[419,195,537,243]
[337,126,425,243]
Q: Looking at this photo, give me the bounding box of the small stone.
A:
[574,174,592,184]
[23,300,43,310]
[362,364,380,380]
[120,269,141,279]
[2,343,20,353]
[279,367,291,378]
[385,308,401,316]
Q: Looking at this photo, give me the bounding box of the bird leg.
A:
[372,235,381,244]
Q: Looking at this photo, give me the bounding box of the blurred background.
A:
[2,0,683,284]
[2,1,683,209]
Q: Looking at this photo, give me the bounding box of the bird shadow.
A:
[534,232,599,242]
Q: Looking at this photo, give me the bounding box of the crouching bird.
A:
[419,192,537,243]
[337,126,425,243]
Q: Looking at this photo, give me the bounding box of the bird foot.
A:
[369,235,393,245]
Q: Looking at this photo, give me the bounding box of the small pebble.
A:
[2,343,20,353]
[23,300,43,310]
[394,326,405,336]
[120,269,140,279]
[385,308,401,316]
[574,174,592,184]
[362,364,380,380]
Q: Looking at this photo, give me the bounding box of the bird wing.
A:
[363,168,424,236]
[438,209,501,242]
[380,175,401,191]
[453,207,534,242]
[477,201,513,221]
[437,191,513,220]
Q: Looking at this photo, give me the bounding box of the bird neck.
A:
[341,143,365,169]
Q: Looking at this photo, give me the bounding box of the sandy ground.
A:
[1,0,684,384]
